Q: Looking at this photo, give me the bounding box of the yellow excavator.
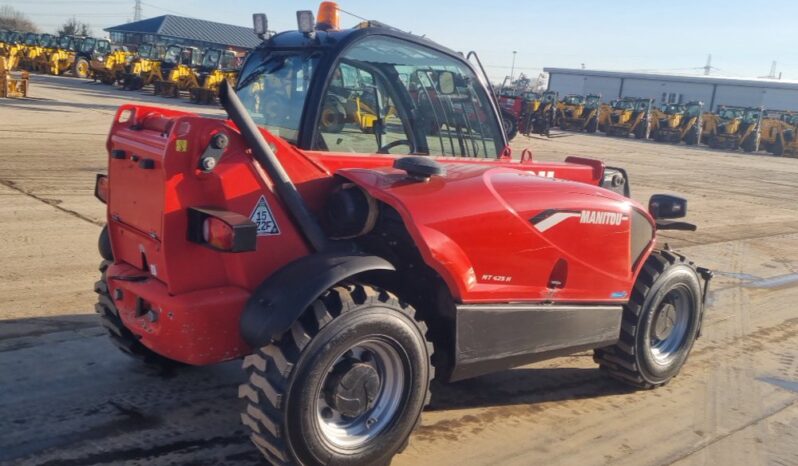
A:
[121,43,163,90]
[704,105,762,152]
[90,46,132,85]
[188,48,239,104]
[650,101,703,145]
[557,94,601,133]
[604,97,653,139]
[153,45,202,97]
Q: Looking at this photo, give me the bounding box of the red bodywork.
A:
[103,105,655,365]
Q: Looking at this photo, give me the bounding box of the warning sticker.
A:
[175,139,188,152]
[250,195,280,236]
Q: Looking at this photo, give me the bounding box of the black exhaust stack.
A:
[218,80,330,252]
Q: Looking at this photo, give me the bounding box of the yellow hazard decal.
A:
[175,139,188,152]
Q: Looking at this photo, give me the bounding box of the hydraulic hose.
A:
[218,80,330,252]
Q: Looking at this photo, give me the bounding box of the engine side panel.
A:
[338,164,653,303]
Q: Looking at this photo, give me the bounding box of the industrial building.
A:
[105,15,261,54]
[545,68,798,112]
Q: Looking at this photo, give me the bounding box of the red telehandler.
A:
[93,3,712,464]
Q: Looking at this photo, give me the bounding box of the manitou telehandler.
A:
[153,45,202,97]
[92,4,711,465]
[188,48,239,104]
[605,98,654,139]
[558,94,601,133]
[651,101,703,145]
[704,105,762,152]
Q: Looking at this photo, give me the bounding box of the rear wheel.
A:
[501,109,518,141]
[239,284,434,466]
[594,250,702,388]
[94,260,181,368]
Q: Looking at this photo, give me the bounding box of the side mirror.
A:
[438,71,456,95]
[649,194,687,219]
[253,13,268,39]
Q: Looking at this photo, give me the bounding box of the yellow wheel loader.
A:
[705,105,762,152]
[651,101,704,145]
[757,110,795,154]
[188,48,239,104]
[31,34,57,73]
[604,98,653,139]
[558,94,601,133]
[121,43,163,90]
[0,55,28,98]
[153,45,201,97]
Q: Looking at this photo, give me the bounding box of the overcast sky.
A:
[5,0,798,82]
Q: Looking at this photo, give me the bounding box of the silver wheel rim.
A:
[649,286,691,366]
[314,338,407,451]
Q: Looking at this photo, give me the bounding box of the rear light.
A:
[187,207,257,252]
[95,174,109,203]
[203,217,235,250]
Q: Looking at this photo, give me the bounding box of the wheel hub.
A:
[324,358,380,418]
[654,303,677,340]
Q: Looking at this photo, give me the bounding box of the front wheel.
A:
[594,250,702,388]
[240,284,434,466]
[73,57,89,78]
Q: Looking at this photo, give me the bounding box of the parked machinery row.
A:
[0,29,243,104]
[533,90,794,157]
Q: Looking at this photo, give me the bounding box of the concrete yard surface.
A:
[1,75,797,466]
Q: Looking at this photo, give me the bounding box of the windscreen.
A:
[236,51,320,143]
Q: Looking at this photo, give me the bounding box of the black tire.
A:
[320,98,346,133]
[94,260,182,368]
[684,128,698,146]
[594,250,702,389]
[586,117,598,134]
[501,110,518,141]
[741,136,757,153]
[239,284,434,466]
[73,57,89,79]
[772,137,785,156]
[634,123,647,140]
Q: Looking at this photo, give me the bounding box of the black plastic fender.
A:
[240,253,395,348]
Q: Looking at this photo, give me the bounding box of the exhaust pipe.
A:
[218,80,330,252]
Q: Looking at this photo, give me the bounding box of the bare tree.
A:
[0,6,38,32]
[58,17,92,37]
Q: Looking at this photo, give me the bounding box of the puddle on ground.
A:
[713,271,798,290]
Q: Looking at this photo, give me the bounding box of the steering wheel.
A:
[377,139,412,154]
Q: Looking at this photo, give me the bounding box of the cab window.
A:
[313,36,503,158]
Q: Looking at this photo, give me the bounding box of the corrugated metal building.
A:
[105,15,261,53]
[544,68,798,112]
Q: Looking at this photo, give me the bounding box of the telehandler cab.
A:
[93,3,711,465]
[73,36,111,79]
